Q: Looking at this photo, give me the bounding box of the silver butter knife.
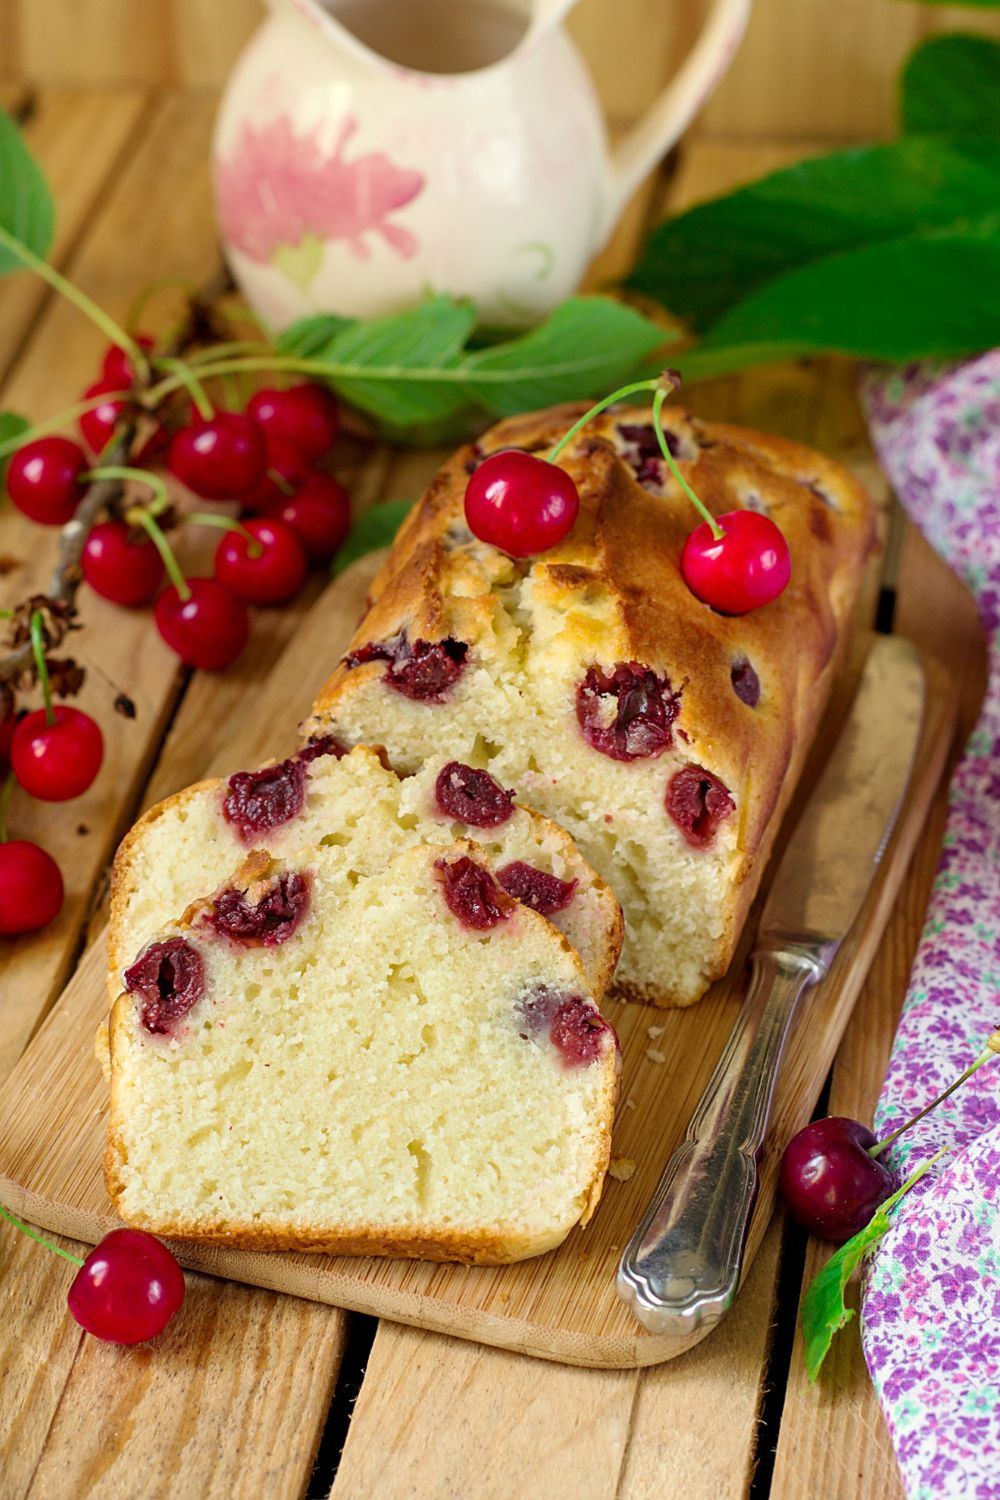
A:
[617,634,925,1338]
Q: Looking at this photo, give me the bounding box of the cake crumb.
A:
[645,1048,666,1064]
[608,1157,636,1182]
[624,1097,637,1110]
[647,1025,665,1039]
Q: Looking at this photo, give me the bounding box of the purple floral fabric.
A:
[858,353,1000,1500]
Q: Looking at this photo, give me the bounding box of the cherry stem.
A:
[153,356,213,421]
[869,1030,1000,1158]
[0,1200,85,1267]
[85,466,170,516]
[0,227,148,385]
[651,387,724,541]
[126,507,190,601]
[877,1144,950,1217]
[0,390,131,461]
[187,339,266,367]
[29,609,56,727]
[190,512,264,558]
[265,465,295,497]
[546,378,659,463]
[0,770,14,844]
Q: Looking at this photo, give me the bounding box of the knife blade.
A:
[617,634,925,1339]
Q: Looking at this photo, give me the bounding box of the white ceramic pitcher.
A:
[213,0,750,329]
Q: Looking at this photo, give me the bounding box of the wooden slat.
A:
[19,0,173,86]
[769,523,989,1498]
[331,1221,783,1500]
[172,0,259,92]
[0,87,152,381]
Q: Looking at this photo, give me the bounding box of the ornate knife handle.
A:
[617,943,830,1337]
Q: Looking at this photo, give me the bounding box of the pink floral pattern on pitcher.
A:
[214,114,425,289]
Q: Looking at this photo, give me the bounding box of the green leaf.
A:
[332,499,413,577]
[459,297,673,416]
[320,294,477,427]
[893,0,1000,7]
[677,216,1000,378]
[801,1211,891,1383]
[0,109,55,276]
[627,137,1000,333]
[276,312,357,358]
[901,35,1000,136]
[0,410,29,489]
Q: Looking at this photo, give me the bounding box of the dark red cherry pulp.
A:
[666,764,734,849]
[681,510,791,615]
[82,520,165,606]
[124,936,205,1036]
[11,706,104,802]
[346,634,468,702]
[222,757,308,842]
[577,661,680,761]
[0,840,64,934]
[515,986,611,1068]
[497,861,577,916]
[464,450,579,557]
[248,384,339,461]
[435,762,514,828]
[214,518,308,605]
[6,437,87,525]
[436,856,512,930]
[154,579,248,670]
[169,412,265,500]
[779,1117,896,1242]
[67,1228,185,1344]
[207,871,311,946]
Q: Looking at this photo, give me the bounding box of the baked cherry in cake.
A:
[666,765,735,849]
[731,659,761,707]
[435,762,514,827]
[515,984,612,1068]
[346,634,468,702]
[577,662,680,761]
[124,937,205,1036]
[436,854,513,929]
[497,861,577,916]
[223,758,308,842]
[205,871,311,946]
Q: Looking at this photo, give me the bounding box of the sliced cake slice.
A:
[106,840,620,1263]
[109,742,623,1006]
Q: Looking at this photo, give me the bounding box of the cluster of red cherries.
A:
[1,337,353,937]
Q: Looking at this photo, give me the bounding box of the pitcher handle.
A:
[600,0,751,244]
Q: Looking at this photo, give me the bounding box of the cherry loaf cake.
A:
[105,840,620,1261]
[306,403,876,1006]
[108,742,622,1006]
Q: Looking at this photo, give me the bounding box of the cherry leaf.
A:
[332,499,413,578]
[901,35,1000,136]
[801,1210,891,1382]
[0,411,29,489]
[0,110,55,275]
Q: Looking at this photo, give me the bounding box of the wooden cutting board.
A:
[0,555,954,1370]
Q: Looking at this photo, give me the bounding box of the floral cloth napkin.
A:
[857,355,1000,1500]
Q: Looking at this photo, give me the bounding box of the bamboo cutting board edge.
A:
[0,601,955,1369]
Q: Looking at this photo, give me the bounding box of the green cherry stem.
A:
[0,1200,85,1267]
[0,390,131,461]
[153,356,213,421]
[546,378,659,463]
[877,1144,950,1214]
[85,466,170,516]
[189,512,264,558]
[651,386,724,541]
[186,339,269,367]
[0,770,15,843]
[125,507,190,602]
[29,610,56,727]
[869,1028,1000,1159]
[0,227,147,384]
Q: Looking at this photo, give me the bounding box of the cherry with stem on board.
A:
[0,771,64,935]
[9,610,104,803]
[780,1027,1000,1242]
[0,1200,184,1344]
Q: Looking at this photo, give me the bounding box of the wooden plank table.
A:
[0,88,986,1499]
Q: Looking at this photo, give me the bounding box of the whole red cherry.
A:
[0,840,64,934]
[681,510,791,615]
[169,412,266,500]
[101,333,155,389]
[278,471,351,561]
[78,378,126,456]
[11,706,104,802]
[154,578,248,670]
[241,435,312,515]
[248,384,339,462]
[214,518,308,605]
[82,520,164,606]
[67,1228,185,1344]
[6,437,87,525]
[464,450,579,557]
[779,1116,896,1242]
